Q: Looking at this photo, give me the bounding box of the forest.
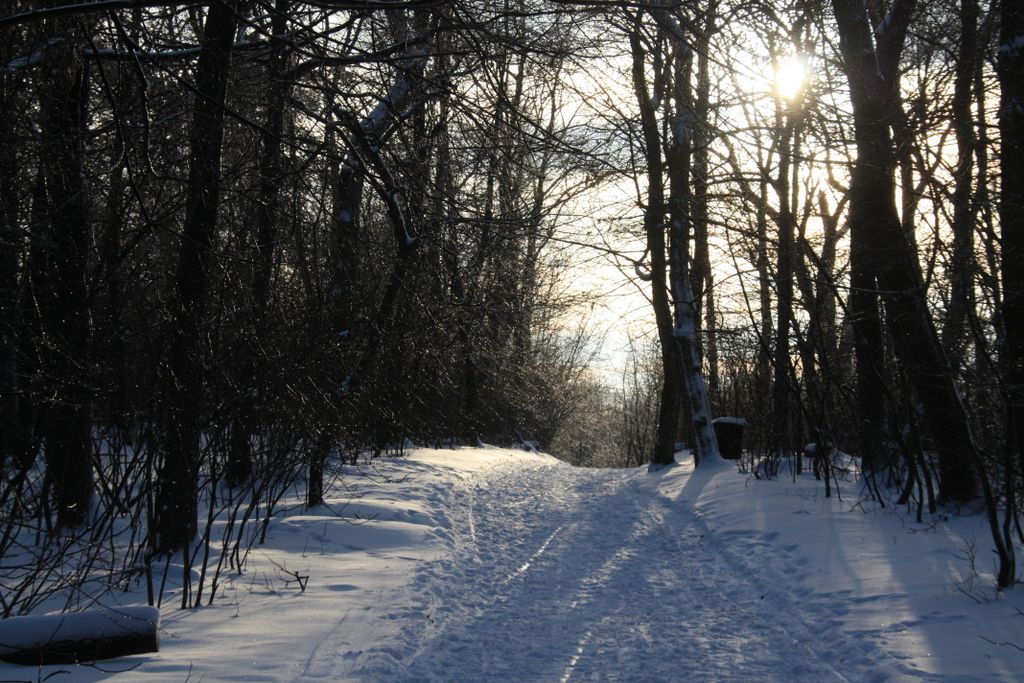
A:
[1,0,1023,623]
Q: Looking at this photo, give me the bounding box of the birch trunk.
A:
[665,41,721,466]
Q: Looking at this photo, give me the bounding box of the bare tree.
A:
[34,5,94,529]
[153,0,243,554]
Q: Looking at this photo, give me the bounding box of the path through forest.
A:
[327,457,901,682]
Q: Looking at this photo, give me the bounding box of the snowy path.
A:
[336,459,895,682]
[3,448,1020,682]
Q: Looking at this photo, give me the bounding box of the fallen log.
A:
[0,606,159,665]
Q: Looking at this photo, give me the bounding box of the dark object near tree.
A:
[803,442,828,480]
[0,606,159,665]
[712,418,745,460]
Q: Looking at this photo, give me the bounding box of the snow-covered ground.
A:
[2,447,1023,681]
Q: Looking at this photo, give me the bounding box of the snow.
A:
[2,447,1021,681]
[359,45,428,147]
[671,109,694,146]
[0,607,158,653]
[874,12,893,38]
[997,35,1024,57]
[5,39,62,71]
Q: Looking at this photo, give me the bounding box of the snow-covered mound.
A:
[2,447,1021,681]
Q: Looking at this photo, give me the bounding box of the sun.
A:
[774,56,807,101]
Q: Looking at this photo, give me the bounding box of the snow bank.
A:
[647,455,1024,680]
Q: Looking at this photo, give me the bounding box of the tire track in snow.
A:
[343,460,597,679]
[633,490,855,683]
[342,460,908,682]
[656,485,921,682]
[542,479,842,682]
[503,524,566,586]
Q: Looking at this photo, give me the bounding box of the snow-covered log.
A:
[0,606,159,665]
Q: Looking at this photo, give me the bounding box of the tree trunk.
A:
[795,192,845,468]
[0,35,23,470]
[832,0,981,504]
[665,39,721,467]
[328,9,428,363]
[771,101,797,466]
[849,196,889,478]
[999,0,1024,481]
[153,0,241,554]
[306,429,329,508]
[36,10,93,529]
[756,174,774,437]
[690,0,718,396]
[996,0,1024,589]
[630,26,679,467]
[10,173,51,484]
[227,0,291,488]
[942,0,979,372]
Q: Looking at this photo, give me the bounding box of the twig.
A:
[266,556,308,592]
[81,660,143,674]
[980,636,1024,652]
